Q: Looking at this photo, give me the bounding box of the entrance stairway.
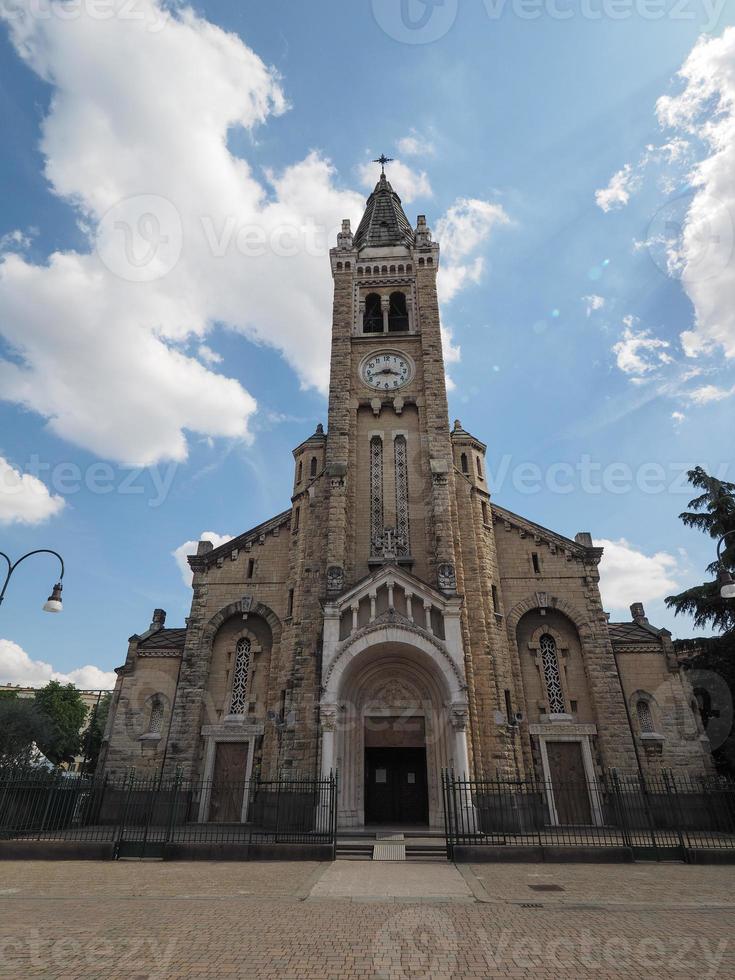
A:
[335,829,448,862]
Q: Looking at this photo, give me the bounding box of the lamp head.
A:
[43,582,63,613]
[718,568,735,600]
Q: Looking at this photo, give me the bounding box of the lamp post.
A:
[0,549,65,614]
[716,531,735,600]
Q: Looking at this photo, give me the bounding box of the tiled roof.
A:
[138,628,187,650]
[608,621,662,645]
[353,174,415,250]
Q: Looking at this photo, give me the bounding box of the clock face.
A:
[361,352,413,391]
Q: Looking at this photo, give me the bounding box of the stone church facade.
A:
[100,172,712,828]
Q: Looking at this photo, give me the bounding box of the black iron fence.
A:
[442,771,735,861]
[0,770,338,858]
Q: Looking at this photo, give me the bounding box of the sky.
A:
[0,0,734,689]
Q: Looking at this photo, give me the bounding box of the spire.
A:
[353,172,415,250]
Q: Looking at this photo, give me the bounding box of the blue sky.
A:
[1,0,734,687]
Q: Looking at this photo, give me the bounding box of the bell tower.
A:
[323,164,459,597]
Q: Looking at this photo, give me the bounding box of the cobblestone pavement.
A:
[0,860,733,978]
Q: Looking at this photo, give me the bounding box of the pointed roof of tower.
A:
[353,173,415,250]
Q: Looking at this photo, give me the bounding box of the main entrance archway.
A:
[320,630,470,829]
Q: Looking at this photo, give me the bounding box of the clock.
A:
[360,351,413,391]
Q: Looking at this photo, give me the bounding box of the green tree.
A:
[666,467,735,775]
[665,466,735,634]
[33,681,88,766]
[80,692,112,773]
[0,698,54,768]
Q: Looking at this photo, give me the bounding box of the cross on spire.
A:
[373,154,394,175]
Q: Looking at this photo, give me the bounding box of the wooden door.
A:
[545,741,592,826]
[208,742,248,823]
[365,748,429,825]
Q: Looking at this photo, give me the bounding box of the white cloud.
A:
[671,410,686,425]
[0,638,116,689]
[595,538,679,613]
[197,344,222,366]
[655,28,735,362]
[688,383,735,405]
[612,317,671,378]
[583,294,605,316]
[0,0,366,466]
[396,130,435,158]
[173,530,233,586]
[435,198,510,304]
[441,324,461,391]
[0,229,34,252]
[357,159,432,203]
[595,164,640,212]
[0,455,65,525]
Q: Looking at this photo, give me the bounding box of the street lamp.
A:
[716,531,735,600]
[0,549,65,614]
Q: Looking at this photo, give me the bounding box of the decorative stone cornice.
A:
[491,503,602,565]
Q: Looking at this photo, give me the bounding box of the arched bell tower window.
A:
[460,452,469,474]
[636,698,655,734]
[539,634,565,714]
[363,293,383,333]
[388,291,409,332]
[230,637,252,716]
[310,456,317,478]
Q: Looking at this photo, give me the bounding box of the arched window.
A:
[460,452,469,474]
[539,634,565,714]
[363,293,383,333]
[310,456,317,478]
[476,456,483,478]
[394,435,410,556]
[481,499,489,524]
[293,505,300,531]
[296,459,302,483]
[636,698,655,734]
[148,697,164,735]
[388,291,409,331]
[370,435,384,555]
[230,637,251,715]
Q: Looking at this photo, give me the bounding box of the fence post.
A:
[609,769,631,850]
[115,768,136,855]
[165,769,182,846]
[331,772,338,861]
[441,771,452,861]
[662,769,688,859]
[275,776,282,843]
[36,774,57,841]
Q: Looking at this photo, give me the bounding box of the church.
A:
[100,167,712,829]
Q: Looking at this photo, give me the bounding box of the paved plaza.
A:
[0,859,733,978]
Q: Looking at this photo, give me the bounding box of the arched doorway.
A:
[321,632,470,829]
